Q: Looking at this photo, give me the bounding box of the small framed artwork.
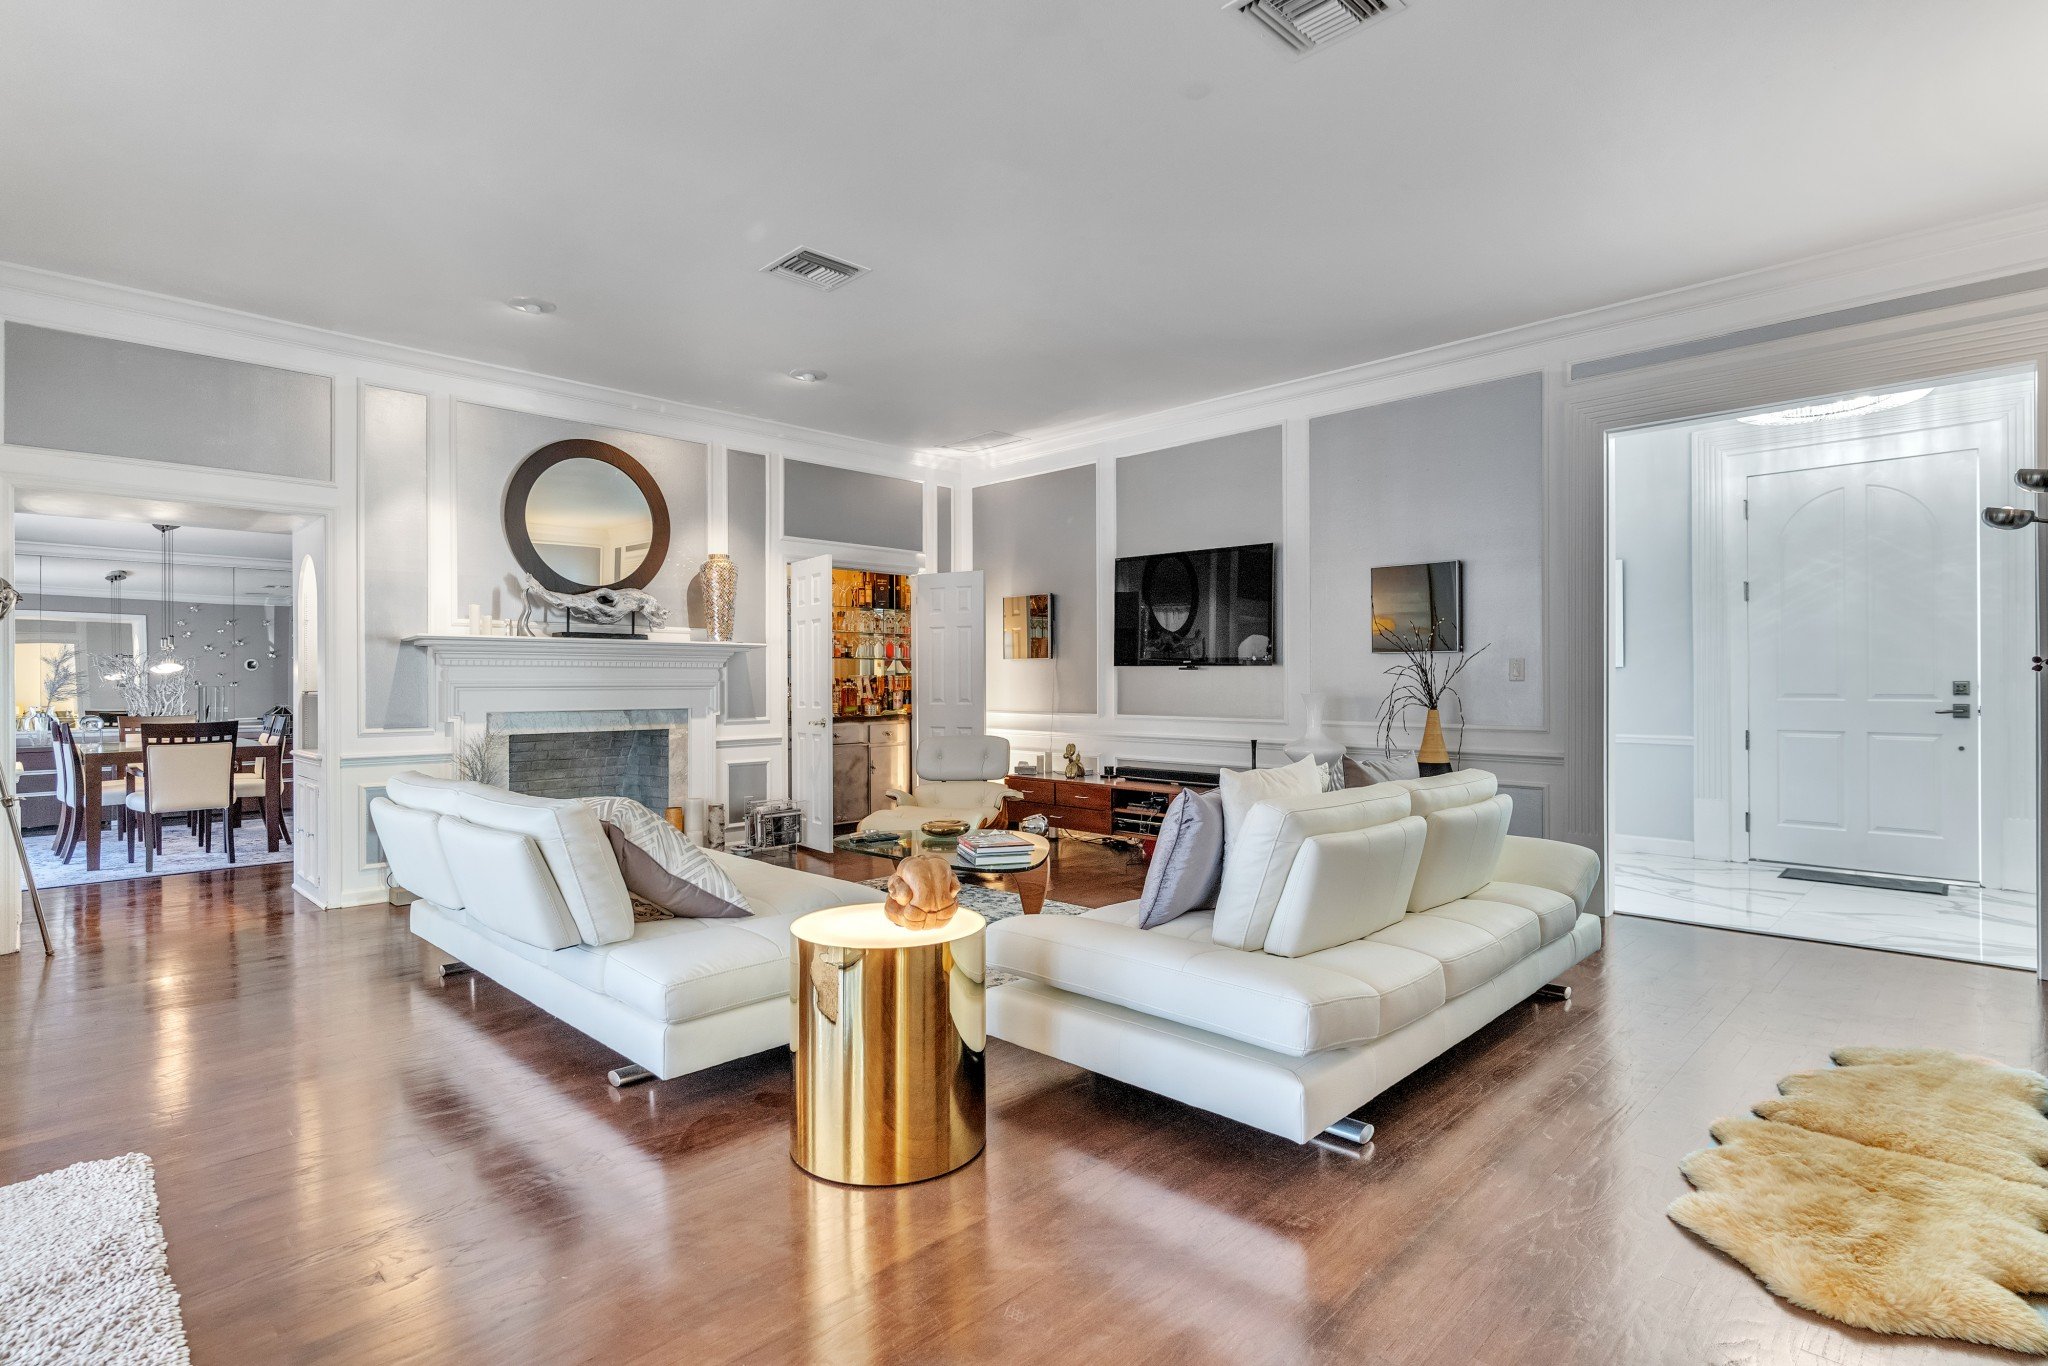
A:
[1370,561,1463,652]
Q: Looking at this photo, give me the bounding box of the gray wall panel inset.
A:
[727,760,770,818]
[1308,374,1544,733]
[1116,427,1285,721]
[783,459,923,550]
[974,464,1097,715]
[452,402,707,624]
[725,450,770,720]
[361,387,432,730]
[936,486,953,573]
[4,323,333,480]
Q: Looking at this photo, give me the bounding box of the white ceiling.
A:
[3,1,2047,451]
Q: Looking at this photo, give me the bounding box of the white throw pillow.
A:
[580,796,750,914]
[1218,756,1325,850]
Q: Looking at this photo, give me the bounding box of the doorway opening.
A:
[9,496,309,892]
[1606,369,2039,969]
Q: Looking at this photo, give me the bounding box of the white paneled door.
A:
[912,571,985,743]
[1746,449,1979,880]
[789,554,834,851]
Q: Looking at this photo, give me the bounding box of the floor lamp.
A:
[0,579,55,956]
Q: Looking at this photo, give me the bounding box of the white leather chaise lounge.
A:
[370,771,883,1085]
[985,771,1600,1146]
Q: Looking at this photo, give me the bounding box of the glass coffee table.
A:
[833,828,1053,914]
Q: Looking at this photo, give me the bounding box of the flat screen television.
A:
[1370,560,1463,652]
[1114,542,1276,667]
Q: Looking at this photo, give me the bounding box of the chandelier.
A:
[87,528,190,716]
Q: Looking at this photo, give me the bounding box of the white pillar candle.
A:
[685,798,709,847]
[466,604,483,635]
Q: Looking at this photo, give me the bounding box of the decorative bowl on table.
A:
[919,818,971,838]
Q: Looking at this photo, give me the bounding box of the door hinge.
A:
[1744,729,1749,751]
[1744,812,1751,833]
[1742,581,1750,602]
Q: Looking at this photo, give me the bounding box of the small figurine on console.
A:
[1062,743,1084,779]
[884,852,961,930]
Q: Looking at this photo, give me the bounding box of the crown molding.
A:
[968,200,2048,479]
[0,260,934,478]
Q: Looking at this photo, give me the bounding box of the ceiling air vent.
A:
[760,247,869,293]
[944,432,1025,454]
[1232,0,1405,53]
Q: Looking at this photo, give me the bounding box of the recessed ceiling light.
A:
[788,369,827,383]
[506,297,556,314]
[1736,387,1933,426]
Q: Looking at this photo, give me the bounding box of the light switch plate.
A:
[1508,657,1527,682]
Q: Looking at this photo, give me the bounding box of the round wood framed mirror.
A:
[503,439,671,594]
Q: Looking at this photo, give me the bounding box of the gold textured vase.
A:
[790,906,986,1186]
[703,552,737,642]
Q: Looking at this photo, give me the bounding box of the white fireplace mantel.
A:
[401,634,764,802]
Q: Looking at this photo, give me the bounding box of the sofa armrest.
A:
[883,787,913,806]
[1494,835,1600,912]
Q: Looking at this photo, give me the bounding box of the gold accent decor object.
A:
[703,552,737,642]
[918,817,970,839]
[790,905,986,1186]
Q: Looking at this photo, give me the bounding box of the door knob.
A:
[1934,703,1972,718]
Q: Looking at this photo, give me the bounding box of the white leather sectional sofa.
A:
[985,771,1601,1145]
[370,771,884,1084]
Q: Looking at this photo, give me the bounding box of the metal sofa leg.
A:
[607,1064,654,1088]
[418,940,468,985]
[1535,982,1572,1001]
[1311,1113,1375,1158]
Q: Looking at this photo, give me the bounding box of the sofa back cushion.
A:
[1399,769,1498,816]
[1217,755,1327,850]
[437,817,583,950]
[385,768,490,817]
[1211,783,1412,952]
[1408,793,1514,913]
[1263,815,1427,957]
[369,797,463,909]
[450,786,634,945]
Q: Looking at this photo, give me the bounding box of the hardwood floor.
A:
[6,846,2047,1364]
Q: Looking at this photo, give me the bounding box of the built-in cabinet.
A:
[834,719,909,826]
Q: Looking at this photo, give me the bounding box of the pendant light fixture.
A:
[148,524,185,676]
[100,570,132,682]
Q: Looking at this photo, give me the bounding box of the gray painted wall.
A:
[21,592,294,717]
[784,459,923,550]
[4,323,332,480]
[1610,426,1695,842]
[726,450,769,719]
[974,464,1097,716]
[1115,427,1285,721]
[361,387,431,730]
[1307,374,1545,736]
[453,402,707,626]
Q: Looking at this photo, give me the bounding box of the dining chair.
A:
[117,714,196,744]
[231,712,291,846]
[125,720,237,872]
[49,720,125,865]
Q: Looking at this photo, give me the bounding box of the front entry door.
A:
[1746,449,1979,880]
[789,554,834,851]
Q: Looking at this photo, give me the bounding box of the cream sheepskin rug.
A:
[1672,1046,2048,1354]
[0,1154,189,1364]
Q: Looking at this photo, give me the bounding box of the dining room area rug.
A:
[1670,1046,2048,1354]
[22,822,292,889]
[0,1153,190,1365]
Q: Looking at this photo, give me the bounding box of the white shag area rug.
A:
[0,1154,190,1365]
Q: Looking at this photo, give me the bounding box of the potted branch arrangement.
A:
[1373,620,1486,776]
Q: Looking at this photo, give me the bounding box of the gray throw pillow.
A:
[602,822,750,919]
[1136,789,1225,929]
[1344,752,1421,788]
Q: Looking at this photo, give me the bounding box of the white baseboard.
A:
[1612,834,1694,859]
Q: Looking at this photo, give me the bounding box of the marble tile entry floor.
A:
[1612,851,2037,971]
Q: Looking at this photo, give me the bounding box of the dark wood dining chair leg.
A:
[126,812,137,865]
[223,807,235,864]
[143,816,155,874]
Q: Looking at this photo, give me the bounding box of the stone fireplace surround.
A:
[497,709,688,809]
[401,635,751,807]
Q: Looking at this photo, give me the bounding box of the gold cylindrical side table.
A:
[790,905,986,1186]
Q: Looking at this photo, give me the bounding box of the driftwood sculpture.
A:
[884,852,961,930]
[516,574,671,636]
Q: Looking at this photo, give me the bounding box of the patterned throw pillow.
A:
[580,796,750,915]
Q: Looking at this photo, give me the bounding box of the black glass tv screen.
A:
[1113,543,1276,667]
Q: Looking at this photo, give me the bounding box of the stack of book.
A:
[954,829,1038,870]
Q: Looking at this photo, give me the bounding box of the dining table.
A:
[71,737,289,872]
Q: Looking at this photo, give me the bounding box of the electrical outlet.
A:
[1508,657,1527,682]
